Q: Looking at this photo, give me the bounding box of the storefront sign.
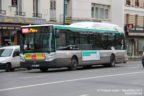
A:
[65,17,71,25]
[0,16,47,24]
[82,51,100,61]
[22,28,38,34]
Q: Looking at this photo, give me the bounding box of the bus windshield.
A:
[20,26,53,53]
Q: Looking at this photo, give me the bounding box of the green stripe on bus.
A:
[53,27,57,52]
[83,51,97,56]
[54,26,123,34]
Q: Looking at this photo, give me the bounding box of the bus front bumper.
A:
[20,58,71,69]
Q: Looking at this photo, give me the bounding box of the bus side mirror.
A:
[121,40,124,45]
[55,30,60,38]
[13,51,20,57]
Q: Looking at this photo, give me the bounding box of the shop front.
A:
[0,16,47,47]
[127,30,144,56]
[0,24,20,47]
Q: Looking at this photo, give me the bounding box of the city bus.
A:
[20,22,127,72]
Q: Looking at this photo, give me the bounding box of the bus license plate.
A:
[32,64,40,67]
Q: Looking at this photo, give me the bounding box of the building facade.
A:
[0,0,125,48]
[125,0,144,56]
[65,0,124,28]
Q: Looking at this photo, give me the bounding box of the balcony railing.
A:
[15,11,25,16]
[125,25,144,36]
[0,10,6,15]
[33,13,42,18]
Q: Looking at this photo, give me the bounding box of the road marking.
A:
[0,71,144,92]
[0,66,141,81]
[80,94,89,96]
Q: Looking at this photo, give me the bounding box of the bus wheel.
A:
[109,55,115,67]
[5,63,12,72]
[69,57,78,70]
[27,68,31,70]
[40,68,48,72]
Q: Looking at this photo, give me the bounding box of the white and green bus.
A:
[20,22,127,72]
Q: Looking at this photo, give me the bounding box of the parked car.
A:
[0,46,20,72]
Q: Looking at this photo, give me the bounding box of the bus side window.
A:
[56,32,66,49]
[114,34,123,50]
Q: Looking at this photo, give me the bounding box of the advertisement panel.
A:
[82,51,100,61]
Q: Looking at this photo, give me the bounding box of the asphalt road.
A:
[0,61,143,96]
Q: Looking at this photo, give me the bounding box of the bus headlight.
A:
[45,54,54,61]
[20,55,25,62]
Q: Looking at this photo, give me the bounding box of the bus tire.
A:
[5,63,12,72]
[109,55,115,67]
[69,57,78,70]
[40,68,48,72]
[27,68,32,70]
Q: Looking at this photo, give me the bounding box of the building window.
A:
[135,0,139,7]
[0,0,1,10]
[126,0,131,6]
[65,0,71,17]
[50,0,56,21]
[33,0,41,17]
[91,6,94,18]
[91,3,110,20]
[33,0,38,15]
[0,0,6,15]
[16,0,25,16]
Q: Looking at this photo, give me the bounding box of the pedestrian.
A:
[142,56,144,68]
[142,63,144,68]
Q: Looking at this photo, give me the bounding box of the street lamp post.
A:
[63,0,66,25]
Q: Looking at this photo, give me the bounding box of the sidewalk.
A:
[128,56,141,61]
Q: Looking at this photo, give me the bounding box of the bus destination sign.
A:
[22,28,38,34]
